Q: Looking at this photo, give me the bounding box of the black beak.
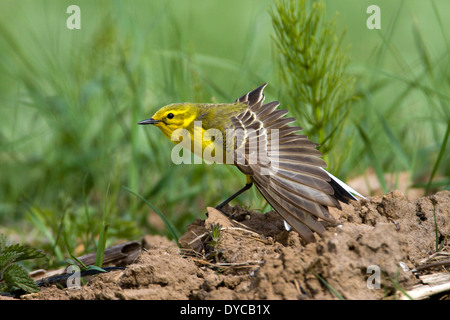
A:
[137,118,161,125]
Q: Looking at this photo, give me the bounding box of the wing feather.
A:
[229,84,361,241]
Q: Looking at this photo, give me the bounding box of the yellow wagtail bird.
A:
[138,83,363,242]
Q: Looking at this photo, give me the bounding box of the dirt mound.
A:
[15,191,450,300]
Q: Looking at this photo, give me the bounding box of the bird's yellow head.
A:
[138,103,200,140]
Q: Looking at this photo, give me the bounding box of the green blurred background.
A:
[0,0,448,265]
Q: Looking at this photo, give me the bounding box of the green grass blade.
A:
[94,183,112,268]
[412,18,433,79]
[371,0,404,73]
[95,223,109,268]
[70,254,106,273]
[26,206,64,262]
[70,254,88,270]
[123,186,180,247]
[376,111,410,170]
[86,265,107,273]
[411,178,450,189]
[425,119,450,194]
[82,174,94,250]
[356,124,388,194]
[312,271,345,300]
[431,0,450,52]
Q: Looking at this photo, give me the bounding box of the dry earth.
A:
[6,190,450,300]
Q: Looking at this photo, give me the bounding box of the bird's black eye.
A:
[167,113,174,119]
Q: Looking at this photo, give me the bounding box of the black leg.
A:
[216,182,253,210]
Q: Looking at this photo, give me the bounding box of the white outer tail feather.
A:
[320,168,366,200]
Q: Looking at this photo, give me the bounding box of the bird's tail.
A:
[322,168,365,203]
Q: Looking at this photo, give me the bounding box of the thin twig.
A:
[222,226,260,236]
[413,259,450,272]
[187,231,209,246]
[419,252,450,264]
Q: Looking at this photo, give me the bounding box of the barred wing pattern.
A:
[230,83,358,242]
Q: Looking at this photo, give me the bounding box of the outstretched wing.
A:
[230,83,357,242]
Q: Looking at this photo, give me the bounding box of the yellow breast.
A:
[190,126,229,164]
